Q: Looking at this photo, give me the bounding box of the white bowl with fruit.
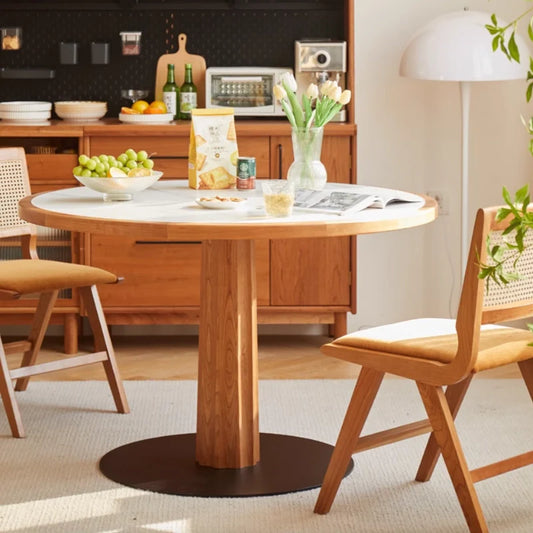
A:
[73,149,162,201]
[119,99,174,124]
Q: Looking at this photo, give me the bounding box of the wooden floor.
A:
[5,334,520,380]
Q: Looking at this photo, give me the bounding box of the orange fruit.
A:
[121,106,140,115]
[132,100,150,113]
[147,100,167,113]
[144,106,165,114]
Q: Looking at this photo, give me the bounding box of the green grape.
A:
[103,162,110,172]
[126,159,137,169]
[78,154,90,166]
[85,159,97,171]
[73,165,83,175]
[94,162,105,174]
[91,171,99,177]
[81,168,92,177]
[116,160,124,168]
[126,148,137,161]
[143,159,154,169]
[108,156,117,167]
[117,153,128,165]
[98,154,108,163]
[137,150,148,162]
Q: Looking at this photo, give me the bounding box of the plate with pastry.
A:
[195,195,247,210]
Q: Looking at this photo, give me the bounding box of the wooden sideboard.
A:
[0,120,356,351]
[0,0,356,352]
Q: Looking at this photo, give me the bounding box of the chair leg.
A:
[314,367,384,515]
[0,338,25,437]
[417,382,487,533]
[416,374,473,482]
[15,291,59,392]
[80,285,129,414]
[518,359,533,402]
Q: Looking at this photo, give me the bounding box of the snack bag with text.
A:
[188,108,238,189]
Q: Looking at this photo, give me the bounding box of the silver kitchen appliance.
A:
[295,40,347,122]
[205,67,292,116]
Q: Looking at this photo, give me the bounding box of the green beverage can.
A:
[237,156,256,190]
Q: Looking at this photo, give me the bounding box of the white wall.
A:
[350,0,533,332]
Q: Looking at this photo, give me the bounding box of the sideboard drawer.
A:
[91,235,270,307]
[27,154,78,183]
[88,136,189,158]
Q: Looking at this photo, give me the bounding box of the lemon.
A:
[108,167,128,178]
[132,100,150,113]
[127,167,152,177]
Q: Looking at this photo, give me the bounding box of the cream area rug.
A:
[0,379,531,533]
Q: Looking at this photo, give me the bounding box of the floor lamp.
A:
[399,9,528,273]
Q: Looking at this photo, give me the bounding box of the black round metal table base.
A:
[99,432,354,497]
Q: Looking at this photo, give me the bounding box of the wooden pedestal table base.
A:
[100,240,354,496]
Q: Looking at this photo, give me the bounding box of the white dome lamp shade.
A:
[399,10,528,81]
[399,9,529,275]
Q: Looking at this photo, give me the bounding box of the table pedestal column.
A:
[99,238,354,496]
[196,239,260,468]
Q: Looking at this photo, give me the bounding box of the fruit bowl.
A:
[55,101,107,121]
[74,170,163,201]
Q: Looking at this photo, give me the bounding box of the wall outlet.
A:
[426,190,449,215]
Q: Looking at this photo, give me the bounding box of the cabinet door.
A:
[91,235,271,307]
[269,135,353,306]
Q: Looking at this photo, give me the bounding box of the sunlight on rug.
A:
[0,379,531,532]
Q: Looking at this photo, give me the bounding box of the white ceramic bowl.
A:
[55,101,107,121]
[118,112,173,124]
[0,101,52,112]
[74,170,163,201]
[0,109,51,122]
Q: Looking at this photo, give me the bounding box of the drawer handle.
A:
[277,143,283,179]
[152,156,188,160]
[135,241,202,245]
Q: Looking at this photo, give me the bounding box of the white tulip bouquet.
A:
[273,72,351,130]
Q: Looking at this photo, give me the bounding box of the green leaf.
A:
[491,13,498,26]
[502,186,512,205]
[527,83,533,102]
[492,35,500,52]
[496,207,512,221]
[499,39,510,60]
[515,184,529,204]
[529,17,533,40]
[509,32,520,62]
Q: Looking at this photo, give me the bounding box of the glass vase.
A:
[287,127,327,191]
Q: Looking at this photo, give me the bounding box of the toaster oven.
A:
[205,67,293,117]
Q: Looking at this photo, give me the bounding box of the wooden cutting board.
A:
[154,33,206,107]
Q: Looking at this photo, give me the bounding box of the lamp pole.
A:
[460,80,471,275]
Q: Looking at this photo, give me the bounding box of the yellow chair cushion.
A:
[331,318,533,372]
[0,259,118,298]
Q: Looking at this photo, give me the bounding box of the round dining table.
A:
[19,179,437,497]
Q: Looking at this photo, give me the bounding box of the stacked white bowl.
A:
[54,101,107,121]
[0,101,52,123]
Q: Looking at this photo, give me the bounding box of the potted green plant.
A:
[478,10,533,293]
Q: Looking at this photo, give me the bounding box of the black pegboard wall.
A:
[0,7,344,116]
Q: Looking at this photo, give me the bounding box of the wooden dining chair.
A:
[314,206,533,532]
[0,146,129,438]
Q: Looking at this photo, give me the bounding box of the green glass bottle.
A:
[162,64,179,120]
[180,63,197,120]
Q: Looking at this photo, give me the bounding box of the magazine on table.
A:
[292,187,422,215]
